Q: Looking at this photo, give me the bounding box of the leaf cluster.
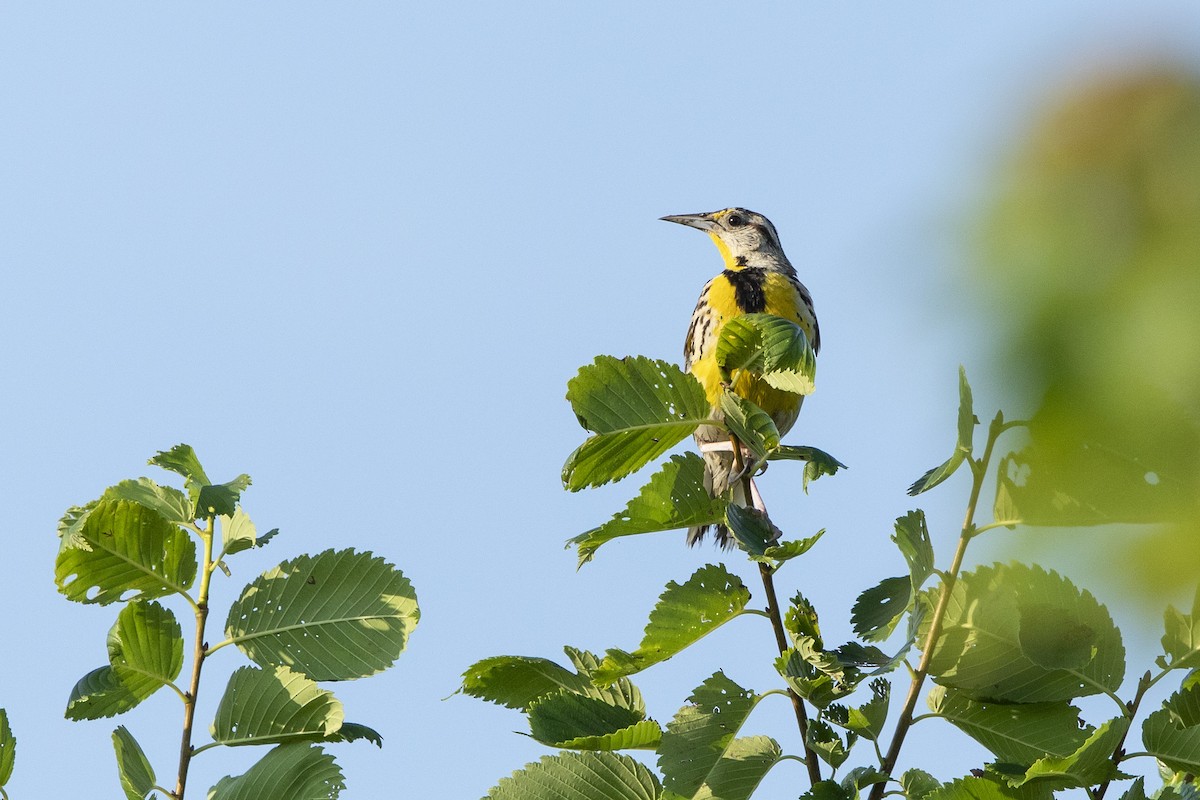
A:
[51,445,419,800]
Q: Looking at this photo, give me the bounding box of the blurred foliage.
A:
[977,68,1200,600]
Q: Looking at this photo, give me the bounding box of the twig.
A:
[868,412,1006,800]
[173,518,218,800]
[730,436,823,786]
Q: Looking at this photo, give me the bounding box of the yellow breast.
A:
[687,270,814,437]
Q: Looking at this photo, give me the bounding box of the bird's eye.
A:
[726,213,745,227]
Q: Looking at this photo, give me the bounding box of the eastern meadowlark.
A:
[662,208,820,546]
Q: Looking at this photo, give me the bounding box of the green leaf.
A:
[461,655,592,711]
[1143,688,1200,774]
[1161,586,1200,671]
[325,722,382,747]
[593,565,750,684]
[901,769,942,800]
[462,648,644,718]
[528,693,659,750]
[894,510,934,589]
[806,720,850,769]
[568,454,725,566]
[66,667,142,720]
[485,751,661,800]
[928,686,1089,764]
[150,444,211,492]
[66,601,185,720]
[759,530,825,565]
[767,446,847,492]
[715,313,816,393]
[925,563,1125,703]
[221,507,259,557]
[802,781,855,800]
[207,744,345,800]
[993,419,1195,526]
[55,499,197,605]
[563,356,712,491]
[1011,716,1129,790]
[828,678,890,741]
[112,726,156,800]
[719,391,778,463]
[851,576,911,643]
[197,474,252,519]
[927,776,1055,800]
[909,367,976,495]
[724,505,779,557]
[0,709,14,788]
[110,600,184,698]
[105,477,193,525]
[225,549,419,681]
[212,666,344,747]
[658,672,760,795]
[1119,778,1147,800]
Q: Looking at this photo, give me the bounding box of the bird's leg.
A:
[749,478,767,513]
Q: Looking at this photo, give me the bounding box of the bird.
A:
[661,208,820,546]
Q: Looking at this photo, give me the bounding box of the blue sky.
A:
[3,3,1200,798]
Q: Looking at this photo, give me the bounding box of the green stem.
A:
[731,437,822,787]
[173,517,218,800]
[868,412,1006,800]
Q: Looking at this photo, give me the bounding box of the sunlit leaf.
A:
[1161,585,1200,672]
[1011,717,1129,790]
[594,565,750,685]
[718,391,778,464]
[715,314,816,394]
[66,601,185,720]
[105,477,193,525]
[901,769,942,800]
[568,454,725,566]
[909,367,976,496]
[55,499,197,605]
[221,507,259,557]
[212,666,344,747]
[207,744,344,800]
[894,510,934,589]
[1143,687,1200,774]
[563,356,712,491]
[658,672,759,795]
[225,549,419,681]
[924,563,1124,703]
[112,726,156,800]
[485,752,661,800]
[928,686,1088,764]
[927,776,1054,800]
[150,444,210,493]
[0,709,14,789]
[528,692,659,750]
[462,655,592,711]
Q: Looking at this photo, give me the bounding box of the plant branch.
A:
[730,435,822,786]
[868,412,1006,800]
[173,517,218,800]
[1092,671,1153,800]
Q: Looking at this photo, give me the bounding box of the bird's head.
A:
[660,207,786,270]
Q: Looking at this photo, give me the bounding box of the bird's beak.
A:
[660,212,717,232]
